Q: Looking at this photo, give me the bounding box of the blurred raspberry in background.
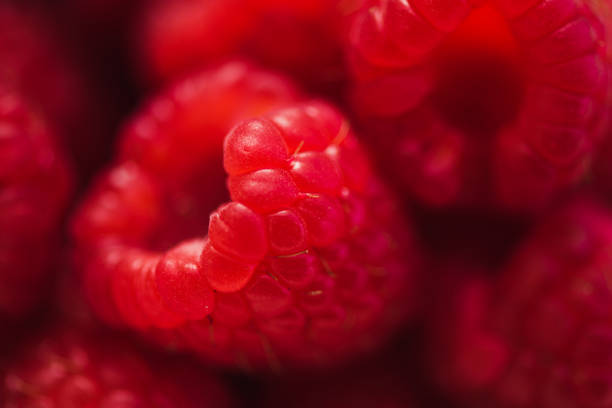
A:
[347,0,612,212]
[428,200,612,407]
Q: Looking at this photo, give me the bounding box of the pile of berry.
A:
[1,0,611,406]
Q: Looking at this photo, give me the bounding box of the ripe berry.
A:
[72,76,420,369]
[428,200,612,407]
[72,60,299,325]
[2,327,232,408]
[347,0,611,210]
[0,87,72,317]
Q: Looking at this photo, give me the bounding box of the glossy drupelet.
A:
[72,79,420,369]
[429,201,612,407]
[0,88,72,317]
[2,327,232,408]
[347,0,611,210]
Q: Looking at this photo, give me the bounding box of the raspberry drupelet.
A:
[2,327,233,408]
[0,88,73,318]
[347,0,611,210]
[71,64,419,370]
[428,201,612,407]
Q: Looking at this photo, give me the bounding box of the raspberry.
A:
[71,60,299,324]
[72,77,419,369]
[348,0,611,210]
[0,87,73,317]
[135,0,345,91]
[428,201,612,407]
[0,3,113,179]
[2,327,232,408]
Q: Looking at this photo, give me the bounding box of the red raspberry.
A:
[134,0,345,91]
[2,327,233,408]
[428,201,612,407]
[0,3,113,178]
[71,69,419,369]
[71,60,299,324]
[0,87,73,317]
[348,0,611,210]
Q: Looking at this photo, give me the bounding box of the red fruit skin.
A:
[72,81,420,370]
[0,88,73,318]
[0,4,113,179]
[1,327,233,408]
[428,201,612,408]
[134,0,346,92]
[347,0,611,211]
